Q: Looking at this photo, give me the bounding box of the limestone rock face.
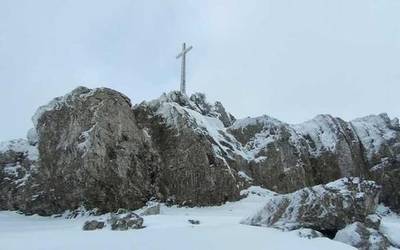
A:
[1,86,400,215]
[1,88,244,215]
[369,156,400,212]
[334,222,390,250]
[0,139,39,213]
[230,113,400,212]
[229,116,312,193]
[241,178,380,233]
[30,87,160,214]
[134,91,244,206]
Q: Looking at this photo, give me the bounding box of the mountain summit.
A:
[1,86,399,215]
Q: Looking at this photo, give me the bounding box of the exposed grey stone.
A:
[1,86,400,216]
[82,220,105,231]
[364,214,381,230]
[242,178,380,233]
[334,222,390,250]
[22,87,161,215]
[109,212,144,231]
[134,91,243,207]
[188,219,200,225]
[369,157,400,213]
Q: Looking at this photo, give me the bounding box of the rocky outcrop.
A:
[0,139,39,213]
[29,87,161,214]
[230,113,400,212]
[0,87,244,215]
[369,156,400,213]
[241,178,380,235]
[1,86,399,215]
[134,91,245,207]
[334,222,390,250]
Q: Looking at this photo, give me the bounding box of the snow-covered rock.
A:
[334,222,390,250]
[230,112,400,211]
[1,87,244,215]
[108,212,144,230]
[138,201,161,216]
[82,220,105,231]
[292,228,324,239]
[1,86,400,215]
[0,139,38,211]
[241,178,380,234]
[0,139,38,162]
[134,91,245,207]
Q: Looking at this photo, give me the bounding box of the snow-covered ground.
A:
[379,207,400,249]
[0,186,398,250]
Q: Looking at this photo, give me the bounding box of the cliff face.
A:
[0,86,399,215]
[230,113,400,210]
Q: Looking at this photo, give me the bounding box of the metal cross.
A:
[176,42,193,95]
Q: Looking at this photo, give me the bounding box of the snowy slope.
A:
[0,186,356,250]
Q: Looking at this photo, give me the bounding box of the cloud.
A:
[0,0,399,140]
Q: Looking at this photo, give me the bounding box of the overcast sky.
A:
[0,0,399,141]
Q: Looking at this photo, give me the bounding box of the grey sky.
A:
[0,0,399,141]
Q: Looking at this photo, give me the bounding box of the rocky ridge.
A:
[0,86,399,216]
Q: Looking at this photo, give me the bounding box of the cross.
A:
[176,42,193,95]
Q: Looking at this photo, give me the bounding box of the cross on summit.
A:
[176,42,193,95]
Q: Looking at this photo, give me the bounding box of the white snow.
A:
[32,91,74,128]
[232,112,399,161]
[351,113,398,159]
[31,86,109,129]
[77,125,96,157]
[230,115,283,130]
[380,208,400,248]
[147,94,250,164]
[293,114,341,155]
[231,115,303,160]
[334,223,363,246]
[0,186,356,250]
[0,139,38,161]
[237,171,253,182]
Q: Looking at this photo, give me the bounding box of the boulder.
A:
[139,202,160,216]
[334,222,390,250]
[27,87,161,215]
[82,220,105,231]
[109,212,144,230]
[241,178,380,235]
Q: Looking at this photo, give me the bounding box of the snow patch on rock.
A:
[0,139,38,161]
[351,113,399,159]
